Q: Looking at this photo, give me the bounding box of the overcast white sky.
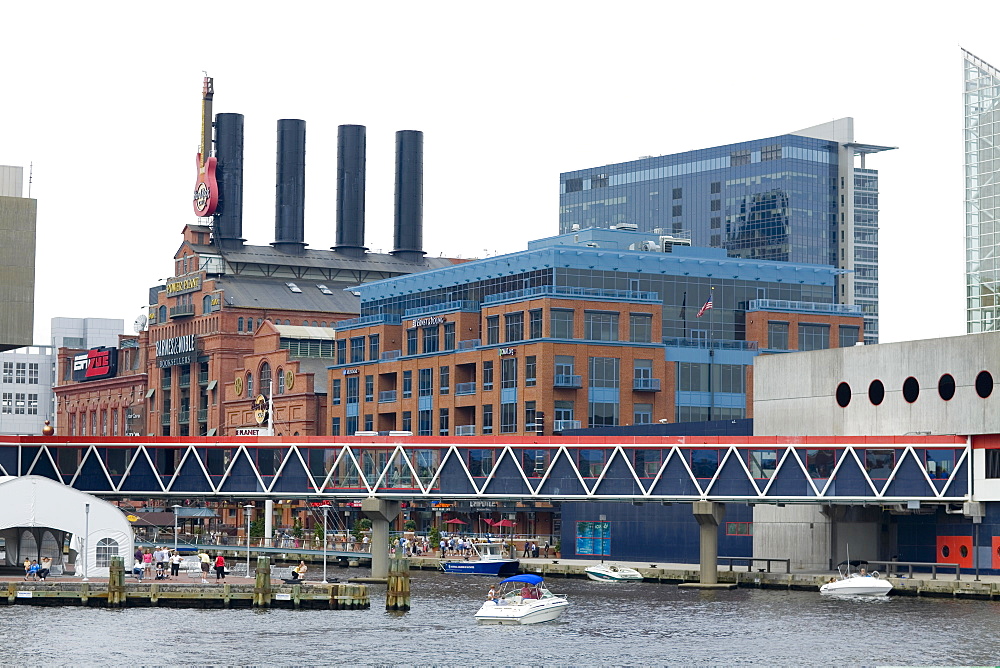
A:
[4,1,998,344]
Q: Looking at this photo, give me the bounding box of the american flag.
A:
[696,297,713,318]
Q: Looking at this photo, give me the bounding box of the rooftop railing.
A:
[334,313,402,331]
[747,299,862,316]
[403,300,481,318]
[662,337,758,351]
[483,284,660,305]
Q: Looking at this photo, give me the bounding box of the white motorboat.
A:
[820,566,892,596]
[441,541,519,576]
[474,574,569,625]
[584,563,643,582]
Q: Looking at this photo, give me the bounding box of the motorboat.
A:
[441,541,519,576]
[584,563,643,582]
[475,574,569,625]
[820,565,893,596]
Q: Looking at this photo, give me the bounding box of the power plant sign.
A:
[192,76,219,217]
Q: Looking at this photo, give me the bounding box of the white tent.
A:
[0,476,134,578]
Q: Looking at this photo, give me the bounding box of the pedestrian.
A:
[214,554,226,582]
[522,541,530,558]
[198,550,211,583]
[23,557,31,580]
[543,541,550,558]
[170,551,183,579]
[143,548,153,578]
[531,542,539,559]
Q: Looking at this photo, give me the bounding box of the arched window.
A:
[238,317,244,332]
[257,318,263,329]
[246,371,254,397]
[312,321,319,327]
[277,368,285,395]
[203,295,213,314]
[158,306,166,323]
[96,537,120,567]
[260,362,272,396]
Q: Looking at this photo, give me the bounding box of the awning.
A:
[206,428,217,437]
[206,380,217,391]
[145,388,155,398]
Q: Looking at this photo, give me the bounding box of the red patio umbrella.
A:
[493,519,514,527]
[444,518,466,525]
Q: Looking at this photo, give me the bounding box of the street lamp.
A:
[244,504,254,578]
[82,503,90,581]
[321,504,331,584]
[172,504,182,554]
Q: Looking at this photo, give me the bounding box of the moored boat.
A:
[441,541,519,576]
[474,574,570,625]
[820,566,893,596]
[584,563,643,582]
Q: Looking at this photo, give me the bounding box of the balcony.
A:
[456,382,477,396]
[457,339,481,351]
[662,337,758,351]
[178,375,191,388]
[334,313,402,331]
[553,419,582,431]
[633,378,661,392]
[747,299,862,316]
[197,408,208,422]
[404,300,481,318]
[160,413,171,426]
[169,304,195,318]
[378,390,397,403]
[455,425,477,436]
[381,350,402,361]
[177,410,190,424]
[199,372,209,384]
[554,374,582,389]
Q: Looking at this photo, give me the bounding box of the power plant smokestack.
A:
[392,130,425,262]
[334,124,367,257]
[214,112,245,249]
[272,119,307,253]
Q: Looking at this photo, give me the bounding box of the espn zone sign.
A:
[72,347,119,382]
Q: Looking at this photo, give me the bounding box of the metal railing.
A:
[378,390,397,403]
[381,350,402,361]
[718,556,790,573]
[404,300,481,317]
[864,559,963,581]
[747,299,862,316]
[455,382,477,395]
[457,339,481,350]
[169,304,195,318]
[554,374,582,388]
[455,425,476,436]
[197,409,208,422]
[633,377,661,391]
[177,410,190,424]
[335,313,402,330]
[553,419,581,431]
[662,337,758,351]
[483,284,660,305]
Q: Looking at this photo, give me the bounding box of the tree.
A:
[428,525,442,548]
[249,518,265,538]
[403,519,417,532]
[353,518,372,542]
[291,517,304,538]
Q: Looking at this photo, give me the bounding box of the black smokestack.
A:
[214,112,245,249]
[334,124,367,257]
[272,119,307,253]
[392,130,425,262]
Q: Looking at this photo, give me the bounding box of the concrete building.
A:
[0,345,54,435]
[0,165,36,351]
[753,331,1000,571]
[964,49,1000,333]
[560,120,893,343]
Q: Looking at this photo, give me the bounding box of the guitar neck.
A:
[199,77,214,167]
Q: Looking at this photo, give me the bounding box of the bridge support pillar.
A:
[264,499,274,547]
[679,501,736,589]
[361,498,400,580]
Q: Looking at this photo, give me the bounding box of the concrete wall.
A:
[0,195,36,352]
[752,505,831,571]
[754,331,1000,436]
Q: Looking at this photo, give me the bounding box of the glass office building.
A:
[559,119,893,343]
[964,49,1000,333]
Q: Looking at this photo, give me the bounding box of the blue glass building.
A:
[559,119,893,343]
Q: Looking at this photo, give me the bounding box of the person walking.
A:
[522,541,531,558]
[170,551,183,579]
[143,549,153,579]
[214,554,226,582]
[198,550,211,583]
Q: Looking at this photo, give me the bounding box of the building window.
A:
[629,313,652,343]
[482,361,494,390]
[336,339,347,365]
[346,416,358,436]
[579,449,605,477]
[440,366,450,395]
[401,412,411,433]
[500,403,517,434]
[96,538,120,568]
[364,375,374,402]
[710,216,721,229]
[350,337,365,363]
[418,368,433,396]
[332,379,341,405]
[260,362,272,396]
[2,362,11,383]
[278,368,285,395]
[525,356,537,387]
[767,321,789,350]
[550,309,574,339]
[672,204,682,217]
[486,316,500,345]
[710,199,721,211]
[331,417,341,436]
[1,392,10,414]
[406,329,418,355]
[672,187,682,199]
[443,323,455,351]
[418,409,433,436]
[422,326,439,354]
[28,363,38,384]
[750,450,777,479]
[364,414,373,431]
[15,363,25,384]
[346,376,359,405]
[369,334,380,360]
[529,310,543,339]
[588,357,620,428]
[501,357,517,389]
[469,449,494,477]
[585,312,619,341]
[710,181,721,194]
[504,312,524,342]
[439,408,449,436]
[246,372,253,397]
[482,405,493,435]
[402,370,413,399]
[839,325,860,347]
[761,144,781,161]
[798,324,830,351]
[524,401,536,434]
[633,403,653,424]
[554,400,574,429]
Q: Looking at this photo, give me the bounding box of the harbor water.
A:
[2,570,999,665]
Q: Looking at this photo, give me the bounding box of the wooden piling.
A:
[385,552,410,611]
[253,556,271,607]
[108,556,125,606]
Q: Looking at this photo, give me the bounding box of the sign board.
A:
[235,427,273,437]
[165,275,202,296]
[156,334,198,369]
[72,347,119,382]
[15,591,32,598]
[411,316,445,328]
[126,515,139,522]
[275,593,292,601]
[253,395,268,425]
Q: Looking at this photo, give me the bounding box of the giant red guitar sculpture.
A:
[192,76,219,217]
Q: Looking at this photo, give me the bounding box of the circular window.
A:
[836,382,852,408]
[976,371,994,399]
[960,545,969,558]
[938,374,956,401]
[903,377,920,403]
[868,380,885,406]
[942,545,950,558]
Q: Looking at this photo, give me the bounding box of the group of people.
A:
[22,557,53,581]
[486,583,542,602]
[132,547,188,581]
[196,550,228,583]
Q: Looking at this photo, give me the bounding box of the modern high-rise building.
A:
[0,165,36,351]
[559,120,893,343]
[964,49,1000,333]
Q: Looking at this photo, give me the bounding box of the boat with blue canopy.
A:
[474,573,570,625]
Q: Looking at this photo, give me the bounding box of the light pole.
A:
[172,504,182,554]
[244,504,254,578]
[82,503,90,581]
[321,504,331,584]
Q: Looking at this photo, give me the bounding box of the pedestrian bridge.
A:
[0,435,970,504]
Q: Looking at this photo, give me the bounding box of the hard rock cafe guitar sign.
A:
[192,76,218,216]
